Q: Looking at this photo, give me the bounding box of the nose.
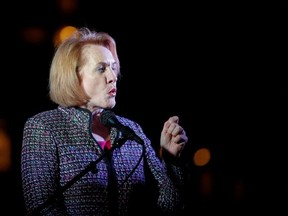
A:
[106,68,117,84]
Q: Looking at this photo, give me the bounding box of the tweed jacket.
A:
[21,106,185,216]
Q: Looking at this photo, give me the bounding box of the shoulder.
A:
[24,106,77,128]
[116,115,144,133]
[117,115,140,126]
[26,108,63,124]
[23,110,59,132]
[24,106,91,128]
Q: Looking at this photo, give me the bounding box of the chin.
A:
[105,102,116,109]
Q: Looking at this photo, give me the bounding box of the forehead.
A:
[82,44,114,61]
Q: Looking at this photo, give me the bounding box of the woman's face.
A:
[79,44,118,112]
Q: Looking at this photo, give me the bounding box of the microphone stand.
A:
[26,137,128,216]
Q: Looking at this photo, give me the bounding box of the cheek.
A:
[82,78,103,97]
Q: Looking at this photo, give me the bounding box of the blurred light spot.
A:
[199,171,213,197]
[193,147,211,166]
[53,26,77,46]
[21,27,47,44]
[60,26,77,41]
[0,119,11,172]
[234,179,245,201]
[57,0,78,14]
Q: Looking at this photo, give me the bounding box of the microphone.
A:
[100,109,144,145]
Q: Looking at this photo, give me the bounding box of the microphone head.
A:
[100,109,144,145]
[100,109,116,127]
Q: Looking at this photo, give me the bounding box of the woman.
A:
[21,27,188,216]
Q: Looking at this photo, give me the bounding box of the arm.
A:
[158,116,188,214]
[21,118,66,216]
[132,117,188,215]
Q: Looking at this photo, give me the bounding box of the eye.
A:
[111,62,117,71]
[98,67,105,73]
[97,64,106,73]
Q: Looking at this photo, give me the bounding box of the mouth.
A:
[108,88,117,97]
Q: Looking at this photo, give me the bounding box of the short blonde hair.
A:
[49,27,120,107]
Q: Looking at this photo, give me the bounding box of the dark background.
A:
[0,1,287,215]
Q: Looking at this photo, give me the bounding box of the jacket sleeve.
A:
[133,122,186,215]
[21,117,66,216]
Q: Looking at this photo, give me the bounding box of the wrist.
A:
[160,147,185,166]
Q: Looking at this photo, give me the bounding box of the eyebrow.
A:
[98,61,116,66]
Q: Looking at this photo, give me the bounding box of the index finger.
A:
[168,116,179,124]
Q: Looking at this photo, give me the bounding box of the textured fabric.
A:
[21,106,186,216]
[97,140,111,150]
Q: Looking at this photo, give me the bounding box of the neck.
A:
[92,113,110,141]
